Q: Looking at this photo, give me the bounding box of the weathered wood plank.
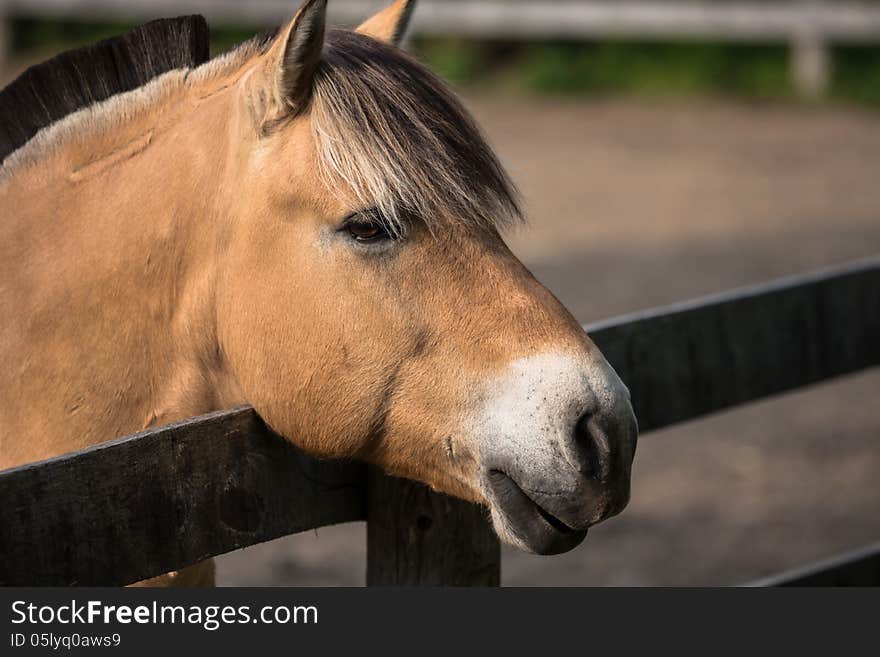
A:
[745,542,880,587]
[366,470,500,586]
[588,257,880,432]
[8,2,880,42]
[0,407,366,586]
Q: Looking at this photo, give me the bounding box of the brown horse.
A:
[0,0,637,585]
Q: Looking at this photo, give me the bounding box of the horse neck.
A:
[0,72,248,462]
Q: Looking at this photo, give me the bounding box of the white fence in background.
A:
[3,1,880,95]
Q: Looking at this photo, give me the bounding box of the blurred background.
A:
[3,0,878,585]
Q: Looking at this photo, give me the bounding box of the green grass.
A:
[11,17,140,51]
[9,17,269,57]
[412,39,796,99]
[832,45,880,106]
[521,42,791,97]
[412,38,880,107]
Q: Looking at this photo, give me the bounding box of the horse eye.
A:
[345,214,391,243]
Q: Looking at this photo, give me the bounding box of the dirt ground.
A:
[216,96,880,586]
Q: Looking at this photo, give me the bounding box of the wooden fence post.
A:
[366,469,500,586]
[791,29,831,98]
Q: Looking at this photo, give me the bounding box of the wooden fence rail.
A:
[745,541,880,586]
[0,256,877,586]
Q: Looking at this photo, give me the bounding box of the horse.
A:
[0,0,637,586]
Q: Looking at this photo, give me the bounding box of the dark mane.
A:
[310,30,522,234]
[0,15,210,164]
[0,19,520,233]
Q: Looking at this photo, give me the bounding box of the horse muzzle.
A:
[474,351,638,555]
[482,405,636,554]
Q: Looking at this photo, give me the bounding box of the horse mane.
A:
[312,30,522,235]
[0,16,210,164]
[0,17,521,234]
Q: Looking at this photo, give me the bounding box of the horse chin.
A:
[484,469,588,555]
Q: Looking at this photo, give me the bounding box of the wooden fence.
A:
[4,1,880,95]
[1,256,877,586]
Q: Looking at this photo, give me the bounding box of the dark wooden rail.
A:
[0,409,365,585]
[1,256,877,586]
[745,541,880,587]
[590,256,880,431]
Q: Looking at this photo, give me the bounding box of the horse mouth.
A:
[486,469,588,555]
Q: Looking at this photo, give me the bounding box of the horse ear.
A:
[356,0,416,46]
[269,0,327,115]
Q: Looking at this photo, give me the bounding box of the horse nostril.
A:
[572,411,611,481]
